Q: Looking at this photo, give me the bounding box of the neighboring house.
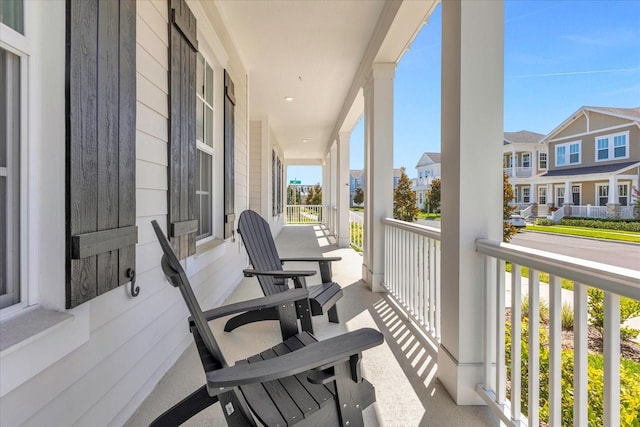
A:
[502,130,547,212]
[413,152,441,208]
[350,168,402,206]
[537,106,640,219]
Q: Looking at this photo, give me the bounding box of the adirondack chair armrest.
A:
[196,288,310,322]
[242,269,316,279]
[279,257,341,283]
[206,328,384,388]
[279,256,342,263]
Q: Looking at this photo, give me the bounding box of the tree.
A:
[426,178,441,213]
[287,185,301,205]
[306,183,322,205]
[353,187,364,205]
[393,167,418,222]
[504,171,518,242]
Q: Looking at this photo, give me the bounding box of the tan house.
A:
[536,106,640,219]
[502,131,547,212]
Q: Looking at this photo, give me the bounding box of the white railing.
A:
[504,167,533,178]
[515,203,529,211]
[349,210,364,251]
[548,206,564,223]
[571,205,608,219]
[476,239,640,427]
[519,205,532,219]
[285,205,323,224]
[382,218,441,343]
[620,206,634,219]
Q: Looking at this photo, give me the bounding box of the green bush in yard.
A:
[506,300,640,426]
[559,217,640,232]
[587,288,640,341]
[534,218,555,226]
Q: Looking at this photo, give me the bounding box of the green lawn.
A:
[526,224,640,243]
[416,212,441,220]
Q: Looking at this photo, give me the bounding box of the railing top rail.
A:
[476,238,640,300]
[382,217,441,240]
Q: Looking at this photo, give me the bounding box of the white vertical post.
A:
[603,292,620,427]
[337,131,351,247]
[330,142,338,234]
[528,269,540,426]
[362,63,395,292]
[608,175,618,204]
[574,283,588,426]
[510,264,521,421]
[439,0,504,404]
[548,275,561,427]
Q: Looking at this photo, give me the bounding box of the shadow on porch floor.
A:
[126,225,499,426]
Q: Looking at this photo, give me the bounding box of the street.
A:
[415,219,638,271]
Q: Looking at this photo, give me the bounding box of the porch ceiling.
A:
[215,0,437,162]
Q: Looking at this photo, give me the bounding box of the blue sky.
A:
[288,0,640,185]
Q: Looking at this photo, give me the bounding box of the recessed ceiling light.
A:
[301,139,308,143]
[284,96,294,101]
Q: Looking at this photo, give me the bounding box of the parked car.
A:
[508,214,526,229]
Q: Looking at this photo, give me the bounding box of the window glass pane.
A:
[614,136,626,157]
[569,144,579,163]
[556,146,565,165]
[205,105,213,148]
[1,0,23,34]
[197,54,204,97]
[195,150,212,239]
[196,99,204,142]
[205,64,213,104]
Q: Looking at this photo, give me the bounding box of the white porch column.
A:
[547,183,553,205]
[337,131,351,247]
[363,63,395,292]
[439,0,503,404]
[511,150,516,177]
[564,180,572,203]
[607,175,618,204]
[530,183,536,203]
[329,143,338,234]
[322,157,330,227]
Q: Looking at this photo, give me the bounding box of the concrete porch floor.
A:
[125,225,499,426]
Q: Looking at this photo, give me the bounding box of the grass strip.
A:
[526,224,640,243]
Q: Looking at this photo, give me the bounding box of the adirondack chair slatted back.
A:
[238,210,288,295]
[151,220,228,368]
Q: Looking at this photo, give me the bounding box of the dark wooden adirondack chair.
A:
[150,220,384,427]
[231,210,343,335]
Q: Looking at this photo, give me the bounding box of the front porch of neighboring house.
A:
[512,164,640,220]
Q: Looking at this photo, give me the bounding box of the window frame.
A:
[594,131,629,162]
[538,187,546,205]
[195,52,215,242]
[538,152,547,169]
[597,184,608,206]
[1,15,30,316]
[555,141,581,167]
[522,153,531,168]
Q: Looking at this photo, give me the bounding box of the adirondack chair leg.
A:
[224,307,279,332]
[333,360,365,427]
[150,385,219,427]
[276,301,301,340]
[328,305,340,323]
[318,260,333,283]
[296,297,314,334]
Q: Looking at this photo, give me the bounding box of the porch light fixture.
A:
[284,96,294,101]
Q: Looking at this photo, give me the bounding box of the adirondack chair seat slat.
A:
[236,210,345,332]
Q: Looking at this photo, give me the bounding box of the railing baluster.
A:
[511,263,522,422]
[573,283,588,427]
[434,239,441,340]
[603,291,620,427]
[484,255,496,394]
[528,269,540,426]
[548,275,561,427]
[496,258,506,405]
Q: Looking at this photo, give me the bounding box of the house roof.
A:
[541,161,640,177]
[416,152,441,167]
[503,130,544,145]
[542,106,640,143]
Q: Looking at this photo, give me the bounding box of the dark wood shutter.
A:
[66,0,137,309]
[224,70,235,239]
[168,0,198,259]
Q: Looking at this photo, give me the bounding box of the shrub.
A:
[587,288,640,341]
[521,295,549,323]
[535,218,555,226]
[561,302,574,330]
[559,217,640,232]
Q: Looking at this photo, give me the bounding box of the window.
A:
[555,141,581,166]
[598,185,608,206]
[0,47,21,310]
[619,184,628,206]
[1,0,23,33]
[195,53,214,240]
[522,153,531,168]
[522,187,530,203]
[595,132,629,162]
[538,187,546,205]
[556,187,565,206]
[538,152,547,169]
